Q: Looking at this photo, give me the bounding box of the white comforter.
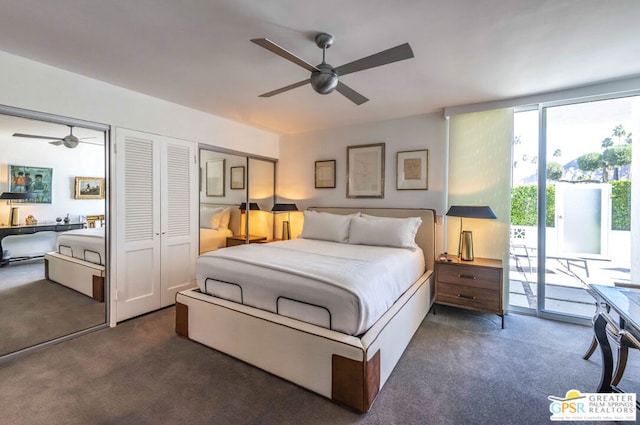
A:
[56,227,105,265]
[197,238,425,335]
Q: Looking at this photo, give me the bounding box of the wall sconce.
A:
[1,192,36,226]
[445,205,496,261]
[271,203,298,240]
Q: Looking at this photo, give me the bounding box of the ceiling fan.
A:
[12,125,99,148]
[251,32,414,105]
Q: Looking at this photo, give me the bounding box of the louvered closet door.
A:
[115,128,162,321]
[159,137,197,307]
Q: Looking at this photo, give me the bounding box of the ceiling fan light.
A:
[63,135,79,148]
[311,65,338,95]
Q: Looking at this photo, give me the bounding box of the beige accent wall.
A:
[447,108,513,282]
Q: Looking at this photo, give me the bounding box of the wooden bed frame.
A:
[175,207,436,412]
[45,252,105,302]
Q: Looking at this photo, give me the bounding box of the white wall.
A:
[277,112,447,247]
[278,112,447,209]
[0,50,279,158]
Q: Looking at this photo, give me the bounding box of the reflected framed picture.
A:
[347,143,385,198]
[75,176,105,199]
[397,149,428,190]
[315,160,336,188]
[206,158,225,197]
[9,164,53,203]
[230,166,245,190]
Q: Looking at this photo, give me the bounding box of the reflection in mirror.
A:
[249,158,275,240]
[0,112,107,358]
[199,148,276,251]
[199,149,246,253]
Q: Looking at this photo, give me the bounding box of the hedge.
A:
[511,185,555,227]
[511,182,631,231]
[611,180,631,230]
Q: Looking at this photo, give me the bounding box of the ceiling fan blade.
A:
[259,79,310,98]
[251,38,319,72]
[49,140,63,146]
[79,139,103,146]
[335,81,369,105]
[335,43,414,77]
[13,133,63,141]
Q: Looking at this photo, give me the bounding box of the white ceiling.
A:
[0,0,639,135]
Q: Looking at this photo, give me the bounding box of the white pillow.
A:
[218,207,232,229]
[200,207,223,229]
[300,211,356,243]
[348,215,422,249]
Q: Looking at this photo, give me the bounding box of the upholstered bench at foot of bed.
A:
[44,252,105,302]
[175,270,433,413]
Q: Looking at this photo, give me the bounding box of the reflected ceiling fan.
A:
[12,125,99,149]
[251,32,414,105]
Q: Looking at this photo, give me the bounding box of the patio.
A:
[508,249,632,317]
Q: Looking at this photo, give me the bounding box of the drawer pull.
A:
[457,274,477,280]
[457,294,477,300]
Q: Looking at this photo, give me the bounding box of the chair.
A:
[86,214,105,228]
[584,283,640,386]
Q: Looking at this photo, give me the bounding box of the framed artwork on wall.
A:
[315,160,336,188]
[347,143,385,198]
[230,166,245,190]
[206,158,225,197]
[74,176,105,199]
[9,164,53,203]
[396,149,429,190]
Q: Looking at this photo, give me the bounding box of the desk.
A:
[589,284,640,394]
[0,222,85,266]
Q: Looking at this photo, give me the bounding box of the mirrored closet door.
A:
[0,107,108,359]
[199,147,275,253]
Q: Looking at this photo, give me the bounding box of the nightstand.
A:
[435,255,504,328]
[226,235,267,247]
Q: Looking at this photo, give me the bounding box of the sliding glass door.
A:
[509,96,636,321]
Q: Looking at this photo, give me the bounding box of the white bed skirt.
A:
[175,270,433,412]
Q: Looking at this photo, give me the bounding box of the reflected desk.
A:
[0,222,85,266]
[589,284,640,396]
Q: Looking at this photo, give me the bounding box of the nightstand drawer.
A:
[437,264,500,290]
[436,282,500,312]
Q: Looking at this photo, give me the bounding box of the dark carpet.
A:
[0,278,105,356]
[1,305,638,425]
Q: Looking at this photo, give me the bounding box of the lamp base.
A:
[460,230,474,261]
[9,206,20,226]
[281,221,291,240]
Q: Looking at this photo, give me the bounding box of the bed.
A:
[176,207,436,412]
[199,204,241,254]
[44,227,106,302]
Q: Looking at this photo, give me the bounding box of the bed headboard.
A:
[200,203,242,236]
[308,207,436,272]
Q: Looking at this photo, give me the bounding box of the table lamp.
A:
[238,202,260,236]
[1,192,36,226]
[271,203,298,240]
[445,205,497,261]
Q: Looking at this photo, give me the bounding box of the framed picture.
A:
[347,143,385,198]
[230,166,245,190]
[9,165,53,203]
[74,176,105,199]
[315,160,336,188]
[206,158,225,197]
[397,149,429,190]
